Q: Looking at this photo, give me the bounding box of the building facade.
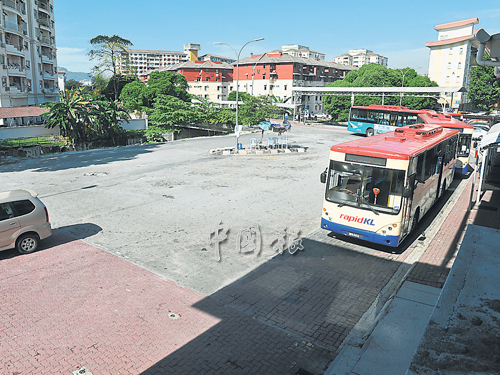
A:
[425,17,480,109]
[198,54,235,64]
[333,49,388,68]
[164,60,234,102]
[279,45,326,61]
[0,0,58,111]
[236,53,355,115]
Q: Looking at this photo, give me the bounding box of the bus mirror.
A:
[320,168,327,183]
[403,187,412,198]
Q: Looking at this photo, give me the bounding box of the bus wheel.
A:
[411,210,420,233]
[366,128,374,137]
[441,182,447,199]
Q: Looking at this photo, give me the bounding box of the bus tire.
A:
[411,209,420,233]
[441,182,447,200]
[366,128,374,137]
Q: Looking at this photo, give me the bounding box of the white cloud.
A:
[56,47,93,73]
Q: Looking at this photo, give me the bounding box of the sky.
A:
[54,0,500,76]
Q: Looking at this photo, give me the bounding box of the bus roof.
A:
[351,104,425,114]
[330,124,460,160]
[418,112,473,129]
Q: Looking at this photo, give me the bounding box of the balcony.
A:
[38,18,52,29]
[3,0,23,13]
[7,62,24,73]
[6,43,24,54]
[4,20,22,33]
[40,36,52,45]
[38,1,52,13]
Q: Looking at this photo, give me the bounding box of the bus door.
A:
[435,153,444,201]
[401,173,417,238]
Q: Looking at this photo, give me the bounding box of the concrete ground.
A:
[0,125,488,374]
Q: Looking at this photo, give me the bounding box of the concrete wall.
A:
[0,125,59,140]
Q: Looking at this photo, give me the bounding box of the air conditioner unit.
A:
[0,43,5,47]
[5,87,9,91]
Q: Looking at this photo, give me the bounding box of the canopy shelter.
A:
[473,123,500,204]
[0,106,47,127]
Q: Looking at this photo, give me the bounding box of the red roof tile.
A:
[425,34,475,47]
[435,17,479,31]
[0,106,48,119]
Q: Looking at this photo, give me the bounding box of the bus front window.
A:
[457,134,471,157]
[326,161,406,214]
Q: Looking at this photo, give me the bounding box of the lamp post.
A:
[396,68,411,106]
[214,38,264,151]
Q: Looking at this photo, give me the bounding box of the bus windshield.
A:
[325,161,406,214]
[457,133,471,158]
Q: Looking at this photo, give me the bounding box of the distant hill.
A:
[59,67,92,82]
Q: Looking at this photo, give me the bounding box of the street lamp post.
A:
[214,38,264,151]
[396,68,411,106]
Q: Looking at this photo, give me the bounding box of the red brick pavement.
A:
[0,234,221,375]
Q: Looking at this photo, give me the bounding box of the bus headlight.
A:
[376,223,399,235]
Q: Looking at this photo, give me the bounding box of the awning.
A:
[0,106,47,119]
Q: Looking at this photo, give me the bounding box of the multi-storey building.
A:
[333,49,388,68]
[236,52,355,114]
[164,60,234,102]
[198,54,235,64]
[121,44,201,76]
[0,0,58,111]
[279,45,326,61]
[425,17,480,109]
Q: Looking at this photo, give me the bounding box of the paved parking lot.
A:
[0,125,467,374]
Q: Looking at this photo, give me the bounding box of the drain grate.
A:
[73,367,93,375]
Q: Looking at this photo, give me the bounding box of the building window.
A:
[264,85,267,90]
[263,64,266,68]
[262,74,266,80]
[284,85,287,90]
[458,62,462,68]
[217,86,220,91]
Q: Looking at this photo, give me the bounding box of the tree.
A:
[468,54,500,111]
[88,35,133,100]
[323,64,438,121]
[238,95,280,126]
[148,95,202,128]
[120,79,148,112]
[65,79,82,90]
[143,71,190,105]
[101,74,137,101]
[227,91,252,102]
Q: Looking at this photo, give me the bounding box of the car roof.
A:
[0,189,37,202]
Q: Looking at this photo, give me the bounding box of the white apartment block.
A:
[121,49,188,76]
[425,17,479,109]
[0,0,58,110]
[280,44,326,61]
[198,54,235,64]
[333,49,388,68]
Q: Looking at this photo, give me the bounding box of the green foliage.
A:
[120,80,148,112]
[65,79,82,90]
[238,95,280,126]
[468,54,500,111]
[144,71,190,106]
[323,64,438,121]
[102,74,137,101]
[149,95,201,129]
[88,34,133,100]
[42,89,131,144]
[227,91,252,102]
[194,97,235,125]
[144,125,172,143]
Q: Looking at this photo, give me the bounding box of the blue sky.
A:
[55,0,500,76]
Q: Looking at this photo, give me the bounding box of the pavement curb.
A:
[324,173,472,375]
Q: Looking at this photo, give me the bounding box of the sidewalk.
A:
[325,149,500,375]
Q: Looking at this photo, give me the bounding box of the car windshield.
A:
[325,161,406,214]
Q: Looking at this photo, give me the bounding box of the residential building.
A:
[236,52,355,115]
[198,54,235,64]
[0,0,58,113]
[120,44,201,77]
[425,17,480,109]
[279,45,326,61]
[164,60,234,102]
[333,49,388,68]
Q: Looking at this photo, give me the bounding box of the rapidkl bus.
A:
[348,105,426,137]
[320,124,459,247]
[417,112,473,175]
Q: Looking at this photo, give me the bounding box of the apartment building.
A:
[121,44,202,76]
[333,49,388,68]
[0,0,58,113]
[236,53,355,114]
[279,45,326,61]
[198,54,235,64]
[425,17,480,109]
[164,60,234,102]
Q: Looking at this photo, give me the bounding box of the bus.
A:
[348,105,426,137]
[417,112,473,175]
[348,105,472,176]
[320,124,459,247]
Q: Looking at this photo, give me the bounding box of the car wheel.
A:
[16,233,39,254]
[366,128,374,137]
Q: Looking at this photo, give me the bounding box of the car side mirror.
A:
[320,168,327,183]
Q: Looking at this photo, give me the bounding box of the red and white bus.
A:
[320,124,459,247]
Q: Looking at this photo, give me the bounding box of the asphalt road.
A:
[1,124,355,295]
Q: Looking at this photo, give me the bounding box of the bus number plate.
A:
[347,232,363,239]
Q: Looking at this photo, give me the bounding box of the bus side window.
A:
[416,154,425,182]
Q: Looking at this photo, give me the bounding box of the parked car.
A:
[472,125,489,140]
[0,190,51,254]
[314,113,330,120]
